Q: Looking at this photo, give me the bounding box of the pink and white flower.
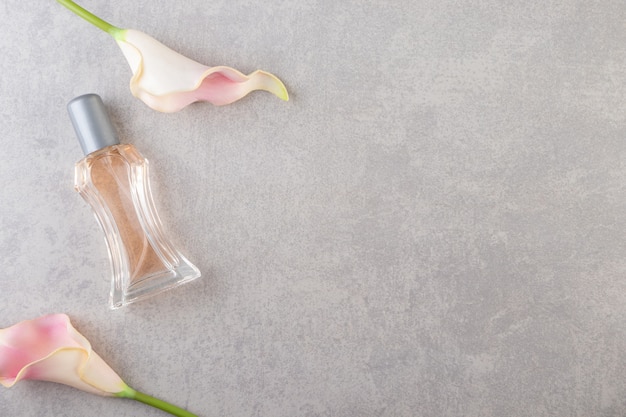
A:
[0,314,198,416]
[117,29,289,113]
[57,0,289,112]
[0,314,126,396]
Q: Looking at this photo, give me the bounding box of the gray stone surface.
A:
[1,0,626,416]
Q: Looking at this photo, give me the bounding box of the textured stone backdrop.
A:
[1,1,626,416]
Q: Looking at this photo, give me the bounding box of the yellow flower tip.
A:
[272,80,289,102]
[253,70,289,102]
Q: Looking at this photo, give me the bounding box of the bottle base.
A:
[109,258,201,309]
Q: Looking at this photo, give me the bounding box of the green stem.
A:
[117,387,199,417]
[57,0,123,39]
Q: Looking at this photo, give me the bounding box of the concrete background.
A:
[1,1,626,416]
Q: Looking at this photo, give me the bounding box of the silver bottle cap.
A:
[67,94,120,156]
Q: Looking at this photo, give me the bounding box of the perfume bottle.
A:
[68,94,200,309]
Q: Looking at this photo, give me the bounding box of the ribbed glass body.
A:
[75,144,200,309]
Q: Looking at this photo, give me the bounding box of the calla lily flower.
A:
[58,0,289,112]
[1,314,197,417]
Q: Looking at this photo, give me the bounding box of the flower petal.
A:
[116,29,288,112]
[0,314,126,396]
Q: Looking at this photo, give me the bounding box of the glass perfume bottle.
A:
[67,94,201,309]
